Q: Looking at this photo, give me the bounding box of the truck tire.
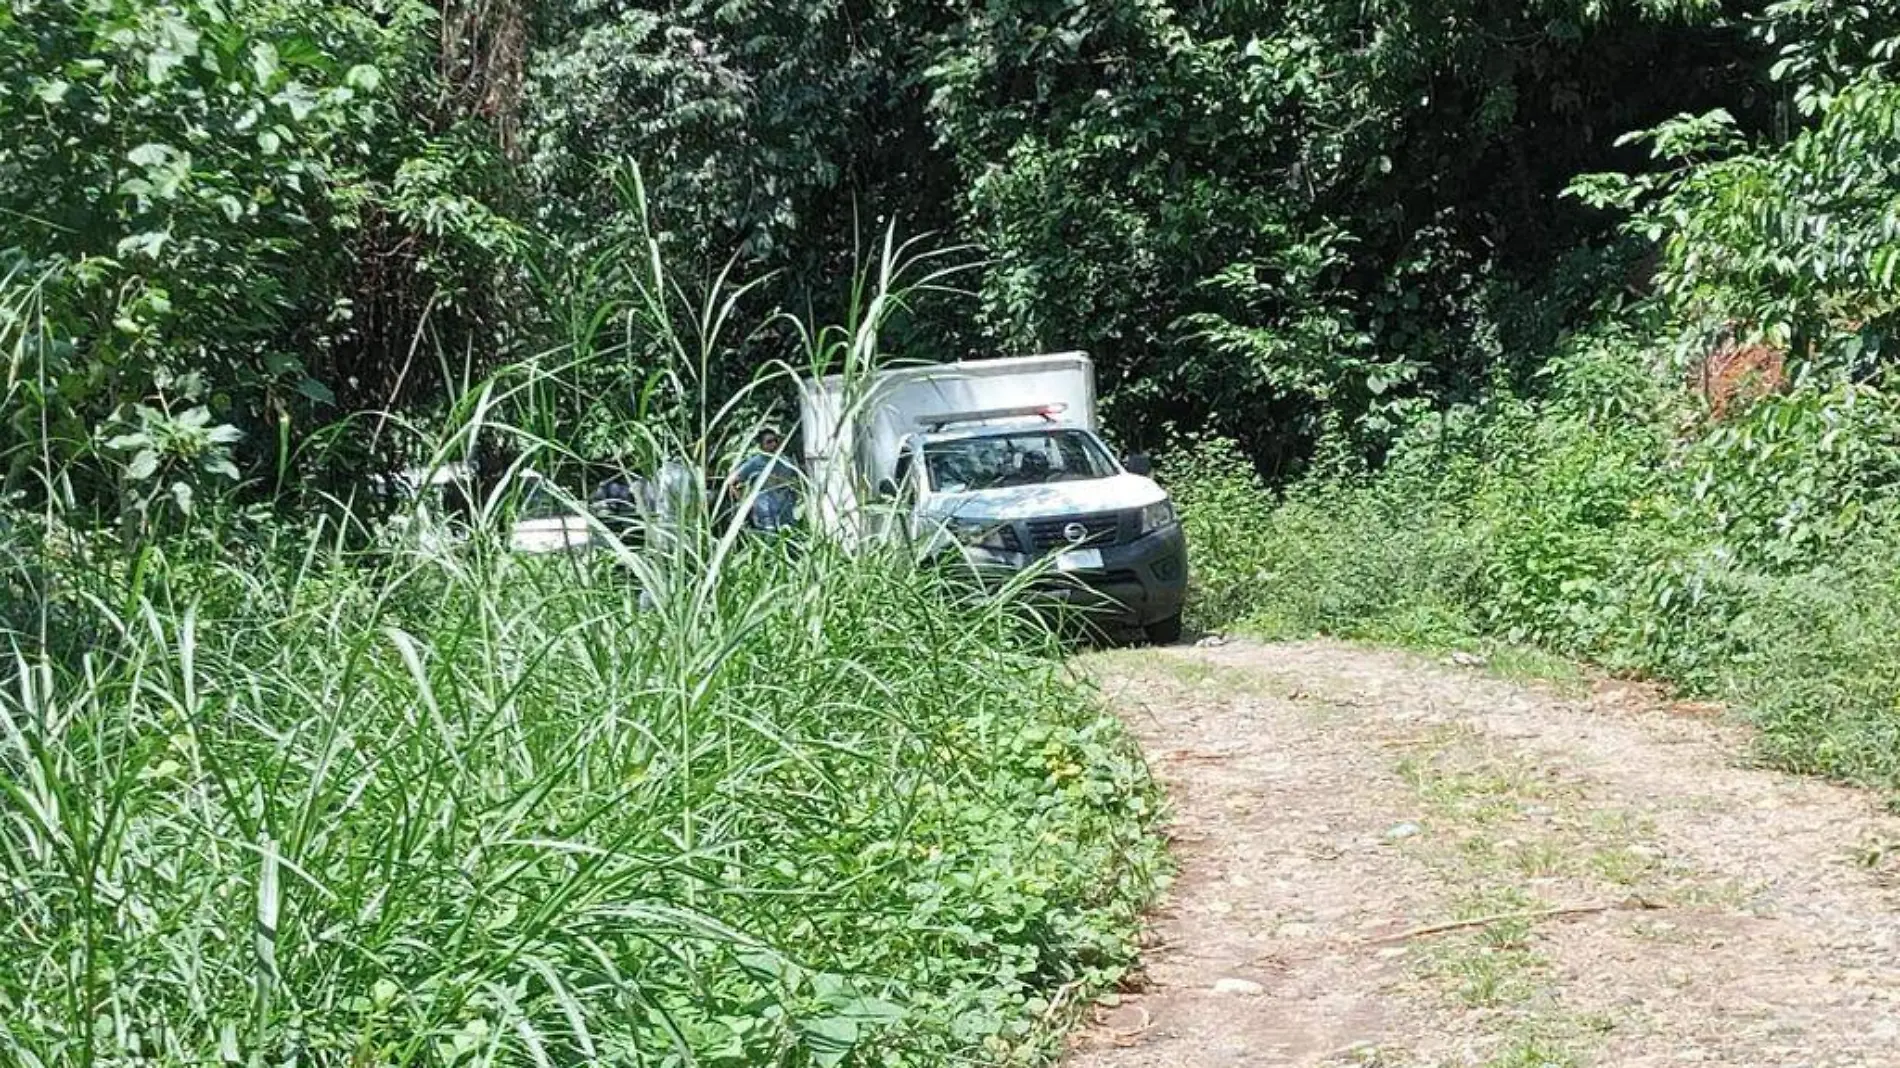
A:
[1144,612,1184,645]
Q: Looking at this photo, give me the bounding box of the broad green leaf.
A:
[275,82,319,122]
[295,377,335,404]
[276,36,326,67]
[126,449,160,480]
[800,1017,858,1068]
[116,231,171,258]
[251,41,280,87]
[127,143,176,168]
[145,18,201,84]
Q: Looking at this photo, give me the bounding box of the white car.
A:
[378,463,597,555]
[506,471,598,554]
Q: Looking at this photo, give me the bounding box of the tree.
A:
[926,0,1763,470]
[1573,1,1900,374]
[0,0,519,530]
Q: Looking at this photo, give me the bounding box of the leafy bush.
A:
[1165,436,1473,642]
[1,0,516,516]
[1158,436,1277,632]
[1571,1,1900,366]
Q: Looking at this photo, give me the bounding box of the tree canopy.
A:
[5,0,1895,526]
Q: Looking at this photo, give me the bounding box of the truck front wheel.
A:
[1144,612,1184,645]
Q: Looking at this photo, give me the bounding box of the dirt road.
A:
[1070,639,1900,1068]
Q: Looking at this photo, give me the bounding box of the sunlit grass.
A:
[0,216,1165,1066]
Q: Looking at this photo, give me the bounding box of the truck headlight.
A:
[1136,500,1177,535]
[948,518,1019,552]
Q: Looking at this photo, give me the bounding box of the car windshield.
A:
[923,429,1117,492]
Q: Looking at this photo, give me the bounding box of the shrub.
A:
[1157,436,1277,632]
[0,229,1166,1066]
[1164,433,1478,643]
[1164,327,1900,796]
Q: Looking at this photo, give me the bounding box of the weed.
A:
[1478,646,1591,695]
[1399,753,1551,827]
[1141,655,1281,699]
[1483,1033,1581,1068]
[1508,841,1571,880]
[1589,845,1660,887]
[1452,949,1536,1008]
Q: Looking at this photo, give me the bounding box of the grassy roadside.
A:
[1161,329,1900,799]
[1,512,1166,1066]
[1387,726,1694,1068]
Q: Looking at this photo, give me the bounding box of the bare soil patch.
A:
[1069,639,1900,1068]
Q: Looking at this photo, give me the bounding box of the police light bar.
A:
[917,402,1069,432]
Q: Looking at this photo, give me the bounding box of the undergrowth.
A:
[1166,324,1900,796]
[0,232,1167,1065]
[3,521,1163,1066]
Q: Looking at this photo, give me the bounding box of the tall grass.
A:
[0,214,1163,1066]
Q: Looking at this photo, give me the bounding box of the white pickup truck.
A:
[799,353,1188,642]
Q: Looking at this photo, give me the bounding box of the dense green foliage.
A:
[1573,0,1900,362]
[1166,1,1900,793]
[3,234,1167,1064]
[1172,329,1900,792]
[2,0,1801,517]
[6,1,1886,500]
[2,0,520,513]
[930,0,1754,464]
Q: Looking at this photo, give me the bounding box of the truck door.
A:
[893,442,921,539]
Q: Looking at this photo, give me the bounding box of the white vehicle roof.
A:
[801,352,1096,457]
[400,461,473,487]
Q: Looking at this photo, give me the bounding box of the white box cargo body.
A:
[799,352,1097,539]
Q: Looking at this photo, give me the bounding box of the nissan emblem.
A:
[1062,522,1088,544]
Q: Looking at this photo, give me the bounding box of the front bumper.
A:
[958,521,1188,628]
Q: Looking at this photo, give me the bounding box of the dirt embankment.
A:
[1069,640,1900,1068]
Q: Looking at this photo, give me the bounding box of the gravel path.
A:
[1067,639,1900,1068]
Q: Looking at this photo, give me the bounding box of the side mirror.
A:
[1123,453,1153,477]
[877,478,899,500]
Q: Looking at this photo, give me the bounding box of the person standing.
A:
[590,457,643,547]
[729,427,801,533]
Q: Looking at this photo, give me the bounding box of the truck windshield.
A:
[923,429,1118,492]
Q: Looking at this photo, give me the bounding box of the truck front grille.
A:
[1025,512,1125,552]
